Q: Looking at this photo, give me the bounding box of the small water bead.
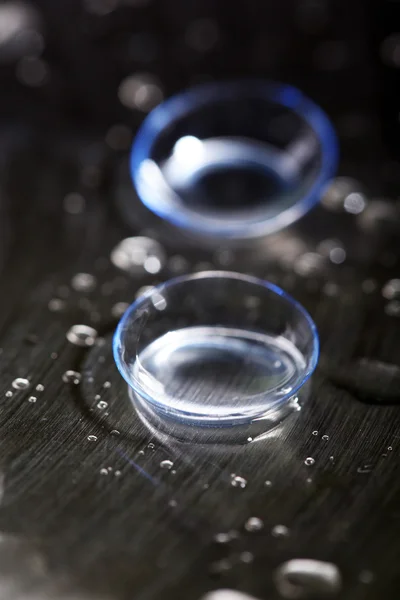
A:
[322,434,329,441]
[111,302,129,318]
[244,517,264,532]
[362,279,377,294]
[357,464,373,474]
[382,279,400,300]
[304,457,315,466]
[312,430,318,436]
[110,429,120,436]
[264,480,272,487]
[388,446,393,451]
[147,442,155,449]
[214,532,232,544]
[5,391,13,398]
[100,468,108,475]
[94,394,101,401]
[294,252,326,277]
[359,570,374,584]
[87,435,98,442]
[385,300,400,317]
[274,559,342,598]
[62,370,82,385]
[138,450,145,456]
[28,396,37,403]
[230,474,247,489]
[240,551,254,564]
[66,324,98,347]
[51,352,58,360]
[160,459,174,470]
[97,400,108,410]
[71,273,97,292]
[114,470,122,477]
[103,381,111,389]
[48,298,66,312]
[210,558,232,574]
[118,73,163,112]
[64,192,86,215]
[12,378,30,390]
[111,237,166,275]
[36,384,44,392]
[271,525,290,538]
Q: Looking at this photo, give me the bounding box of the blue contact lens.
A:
[130,80,338,241]
[113,271,318,430]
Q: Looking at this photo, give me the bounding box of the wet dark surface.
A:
[0,1,400,599]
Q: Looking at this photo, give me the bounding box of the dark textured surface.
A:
[0,1,400,599]
[0,132,398,600]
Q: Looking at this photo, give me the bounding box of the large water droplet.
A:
[111,237,166,275]
[274,559,342,598]
[66,324,98,347]
[97,400,108,410]
[304,457,315,466]
[87,435,98,442]
[12,378,29,390]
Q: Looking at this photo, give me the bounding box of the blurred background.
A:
[0,2,399,600]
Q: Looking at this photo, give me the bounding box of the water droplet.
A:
[12,378,29,390]
[388,446,393,451]
[118,73,163,112]
[114,470,122,477]
[160,459,174,470]
[357,464,373,474]
[87,435,98,442]
[274,559,342,598]
[359,570,374,584]
[385,300,400,317]
[382,278,400,300]
[343,191,366,214]
[321,435,329,441]
[304,457,315,466]
[110,429,120,436]
[210,558,232,574]
[63,192,85,215]
[97,400,108,410]
[323,282,339,297]
[48,298,66,312]
[244,517,263,532]
[107,466,113,472]
[306,477,313,484]
[111,237,166,275]
[362,279,377,294]
[66,324,98,347]
[230,474,247,489]
[5,391,13,398]
[51,352,58,360]
[138,450,145,456]
[294,252,326,277]
[264,480,272,487]
[100,468,108,475]
[271,525,290,538]
[147,442,155,449]
[169,499,177,508]
[28,396,37,403]
[36,384,44,392]
[111,302,129,318]
[103,381,111,389]
[71,273,97,292]
[312,430,318,436]
[214,532,232,544]
[240,551,254,564]
[321,176,363,212]
[168,255,189,273]
[62,370,81,385]
[105,124,132,151]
